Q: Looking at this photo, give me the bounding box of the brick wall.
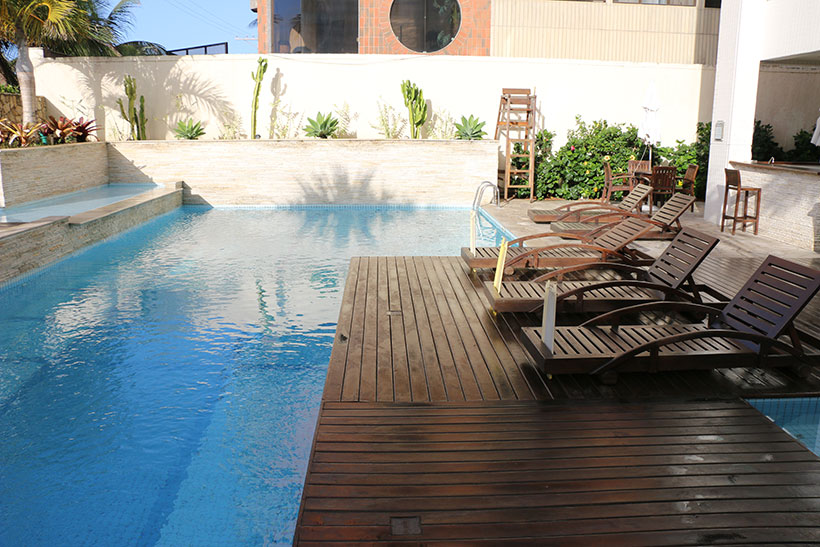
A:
[359,0,490,55]
[0,142,108,208]
[0,188,181,286]
[107,139,498,206]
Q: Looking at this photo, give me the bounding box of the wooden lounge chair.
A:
[549,192,696,240]
[521,255,820,384]
[527,184,651,224]
[483,228,719,313]
[461,217,655,270]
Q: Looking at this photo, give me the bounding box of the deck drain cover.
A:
[391,516,422,536]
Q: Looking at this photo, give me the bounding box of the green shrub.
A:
[511,129,555,198]
[751,120,784,161]
[174,118,206,140]
[304,112,339,139]
[785,128,820,162]
[534,117,646,200]
[454,115,486,140]
[0,83,20,94]
[656,121,710,199]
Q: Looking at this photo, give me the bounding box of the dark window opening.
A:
[390,0,462,53]
[273,0,358,53]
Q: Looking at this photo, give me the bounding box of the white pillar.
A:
[703,0,764,223]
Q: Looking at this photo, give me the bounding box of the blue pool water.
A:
[748,397,820,455]
[0,206,507,546]
[0,183,159,223]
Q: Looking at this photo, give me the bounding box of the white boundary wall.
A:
[31,50,715,148]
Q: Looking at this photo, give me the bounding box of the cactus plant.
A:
[117,75,147,140]
[400,80,427,139]
[251,57,268,139]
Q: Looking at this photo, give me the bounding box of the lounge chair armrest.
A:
[556,280,698,303]
[591,330,811,377]
[509,232,591,246]
[580,301,723,327]
[504,244,623,271]
[533,262,648,282]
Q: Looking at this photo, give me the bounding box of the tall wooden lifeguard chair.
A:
[495,88,537,201]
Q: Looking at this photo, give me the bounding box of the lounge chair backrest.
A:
[617,184,652,211]
[651,166,678,193]
[683,164,698,184]
[592,217,654,251]
[628,160,650,176]
[646,229,719,289]
[721,255,820,339]
[725,168,741,189]
[650,193,696,226]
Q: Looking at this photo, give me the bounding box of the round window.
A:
[389,0,461,53]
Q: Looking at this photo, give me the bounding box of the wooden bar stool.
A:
[721,168,761,235]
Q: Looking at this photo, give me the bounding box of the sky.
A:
[121,0,258,55]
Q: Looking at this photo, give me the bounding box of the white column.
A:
[703,0,764,223]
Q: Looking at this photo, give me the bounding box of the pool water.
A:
[0,183,160,223]
[0,207,507,546]
[748,397,820,455]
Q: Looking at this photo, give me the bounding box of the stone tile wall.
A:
[729,162,820,251]
[107,140,498,206]
[0,93,46,122]
[0,188,181,286]
[0,142,107,207]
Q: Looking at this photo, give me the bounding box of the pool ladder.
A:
[473,180,499,211]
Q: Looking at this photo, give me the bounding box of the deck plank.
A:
[295,399,820,544]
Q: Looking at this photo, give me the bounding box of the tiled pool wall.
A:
[748,397,820,455]
[0,187,182,288]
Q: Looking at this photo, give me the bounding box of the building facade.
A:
[252,0,721,64]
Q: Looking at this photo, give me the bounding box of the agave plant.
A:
[455,115,487,140]
[45,116,78,144]
[304,112,338,139]
[173,118,206,140]
[0,120,44,147]
[73,117,99,142]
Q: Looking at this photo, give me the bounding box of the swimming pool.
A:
[0,183,160,223]
[748,397,820,456]
[0,206,508,545]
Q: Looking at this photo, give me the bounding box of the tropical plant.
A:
[0,1,118,125]
[174,118,206,140]
[535,117,647,200]
[268,99,302,139]
[333,101,357,138]
[304,112,338,139]
[116,74,146,140]
[785,128,820,162]
[0,119,43,147]
[454,115,487,140]
[370,100,406,139]
[428,108,456,140]
[250,57,267,139]
[72,117,98,142]
[400,80,427,139]
[42,115,76,143]
[751,119,784,161]
[0,82,19,93]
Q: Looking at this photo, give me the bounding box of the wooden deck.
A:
[296,254,820,544]
[296,400,820,545]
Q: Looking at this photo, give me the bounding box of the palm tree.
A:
[0,0,105,124]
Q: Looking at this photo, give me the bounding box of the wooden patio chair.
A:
[648,166,678,213]
[460,217,655,270]
[521,255,820,384]
[483,228,719,313]
[601,162,635,201]
[549,192,695,240]
[677,163,698,211]
[527,184,651,224]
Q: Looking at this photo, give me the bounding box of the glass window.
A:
[705,0,721,7]
[273,0,358,53]
[390,0,462,53]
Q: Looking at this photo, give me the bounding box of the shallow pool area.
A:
[748,397,820,456]
[0,183,160,223]
[0,206,507,545]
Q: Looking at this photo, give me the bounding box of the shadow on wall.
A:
[65,57,240,140]
[298,166,393,204]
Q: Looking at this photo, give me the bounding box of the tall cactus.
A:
[117,75,147,140]
[251,57,268,139]
[401,80,427,139]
